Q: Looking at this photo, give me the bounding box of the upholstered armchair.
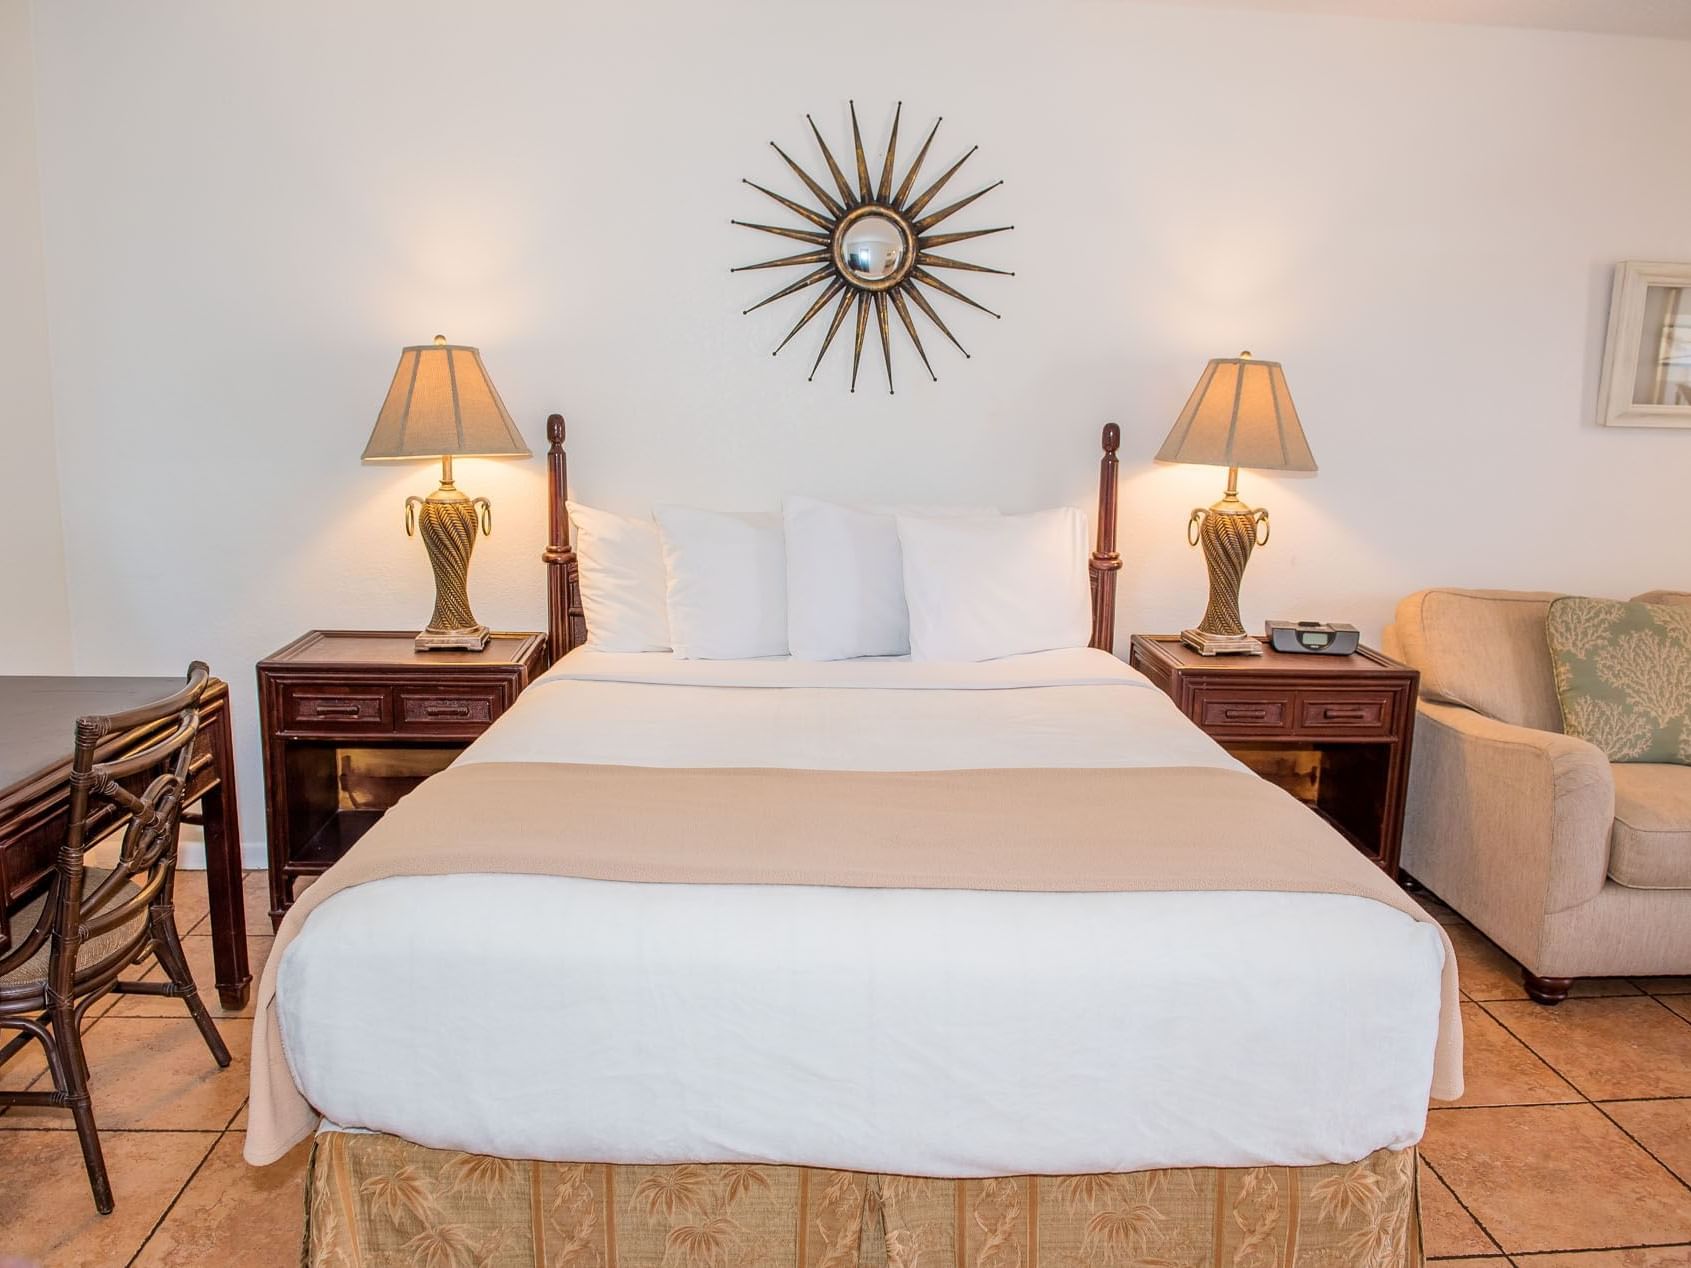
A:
[1384,588,1691,1003]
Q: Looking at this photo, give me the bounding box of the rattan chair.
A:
[0,663,231,1213]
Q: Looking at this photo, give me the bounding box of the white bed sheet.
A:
[279,648,1446,1176]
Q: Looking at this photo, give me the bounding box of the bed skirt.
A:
[303,1131,1423,1267]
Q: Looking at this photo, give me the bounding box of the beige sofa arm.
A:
[1407,701,1615,919]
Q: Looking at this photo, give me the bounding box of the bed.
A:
[248,420,1459,1267]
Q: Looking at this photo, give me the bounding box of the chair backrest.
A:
[4,664,209,999]
[1391,589,1565,731]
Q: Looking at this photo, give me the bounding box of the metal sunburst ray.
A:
[876,103,901,204]
[849,291,871,392]
[731,220,831,246]
[731,249,830,274]
[809,287,858,381]
[743,265,835,316]
[888,288,938,382]
[901,282,971,359]
[848,101,873,204]
[873,292,894,394]
[742,179,833,231]
[770,142,844,218]
[918,225,1013,250]
[915,253,1015,277]
[806,114,857,208]
[904,146,977,221]
[773,278,848,357]
[893,117,942,209]
[913,181,1004,234]
[912,267,1001,320]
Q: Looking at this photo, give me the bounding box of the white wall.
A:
[0,0,72,671]
[22,0,1691,850]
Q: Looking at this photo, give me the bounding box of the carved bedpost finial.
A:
[547,414,566,447]
[1102,422,1120,454]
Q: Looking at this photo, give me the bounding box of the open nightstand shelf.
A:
[1127,634,1420,879]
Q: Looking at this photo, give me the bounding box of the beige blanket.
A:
[245,762,1463,1165]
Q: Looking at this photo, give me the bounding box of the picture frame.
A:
[1597,260,1691,428]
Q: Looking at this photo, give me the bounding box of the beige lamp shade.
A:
[361,336,531,462]
[1155,353,1317,473]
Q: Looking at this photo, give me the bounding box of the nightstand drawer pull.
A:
[1195,694,1289,732]
[283,690,390,729]
[1297,692,1392,734]
[398,690,498,727]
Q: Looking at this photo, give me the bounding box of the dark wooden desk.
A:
[0,675,250,1008]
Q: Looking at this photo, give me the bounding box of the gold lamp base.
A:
[1182,467,1269,657]
[406,456,493,653]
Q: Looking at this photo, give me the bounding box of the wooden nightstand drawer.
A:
[1297,691,1394,735]
[281,685,391,730]
[396,685,502,730]
[1193,689,1291,733]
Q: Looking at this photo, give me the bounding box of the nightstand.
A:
[256,630,549,927]
[1127,634,1419,879]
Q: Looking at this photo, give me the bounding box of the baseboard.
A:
[177,837,268,871]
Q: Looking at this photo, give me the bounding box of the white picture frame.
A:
[1597,261,1691,428]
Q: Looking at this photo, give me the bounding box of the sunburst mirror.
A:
[733,102,1013,393]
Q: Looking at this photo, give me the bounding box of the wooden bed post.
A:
[542,414,585,663]
[1089,423,1122,653]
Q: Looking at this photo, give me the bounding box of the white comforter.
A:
[277,648,1445,1176]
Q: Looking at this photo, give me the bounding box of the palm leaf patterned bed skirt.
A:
[303,1130,1422,1268]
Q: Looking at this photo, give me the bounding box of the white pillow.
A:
[783,497,913,661]
[897,508,1093,662]
[566,502,670,652]
[784,497,1001,660]
[653,505,787,659]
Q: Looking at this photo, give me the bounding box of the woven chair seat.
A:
[0,869,148,987]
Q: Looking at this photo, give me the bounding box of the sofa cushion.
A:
[1393,589,1564,731]
[1610,763,1691,889]
[1634,590,1691,607]
[1549,597,1691,764]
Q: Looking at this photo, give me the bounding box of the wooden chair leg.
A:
[1524,972,1574,1005]
[151,913,232,1068]
[52,1004,114,1215]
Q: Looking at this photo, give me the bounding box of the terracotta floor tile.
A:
[1484,997,1691,1100]
[0,1017,249,1132]
[1429,1260,1511,1266]
[173,868,214,935]
[1525,1250,1691,1266]
[1455,1001,1580,1107]
[1663,995,1691,1024]
[1421,1103,1691,1253]
[1445,923,1529,1000]
[132,1132,309,1267]
[0,1128,216,1266]
[1603,1099,1691,1186]
[1634,977,1691,996]
[106,935,273,1021]
[243,870,276,933]
[1411,891,1469,927]
[1419,1157,1499,1257]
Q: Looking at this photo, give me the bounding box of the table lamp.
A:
[362,336,532,651]
[1155,351,1317,656]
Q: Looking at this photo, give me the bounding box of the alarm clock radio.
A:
[1265,620,1360,655]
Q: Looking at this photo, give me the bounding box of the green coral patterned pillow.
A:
[1547,596,1691,764]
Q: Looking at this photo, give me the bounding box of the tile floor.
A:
[1,874,1690,1265]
